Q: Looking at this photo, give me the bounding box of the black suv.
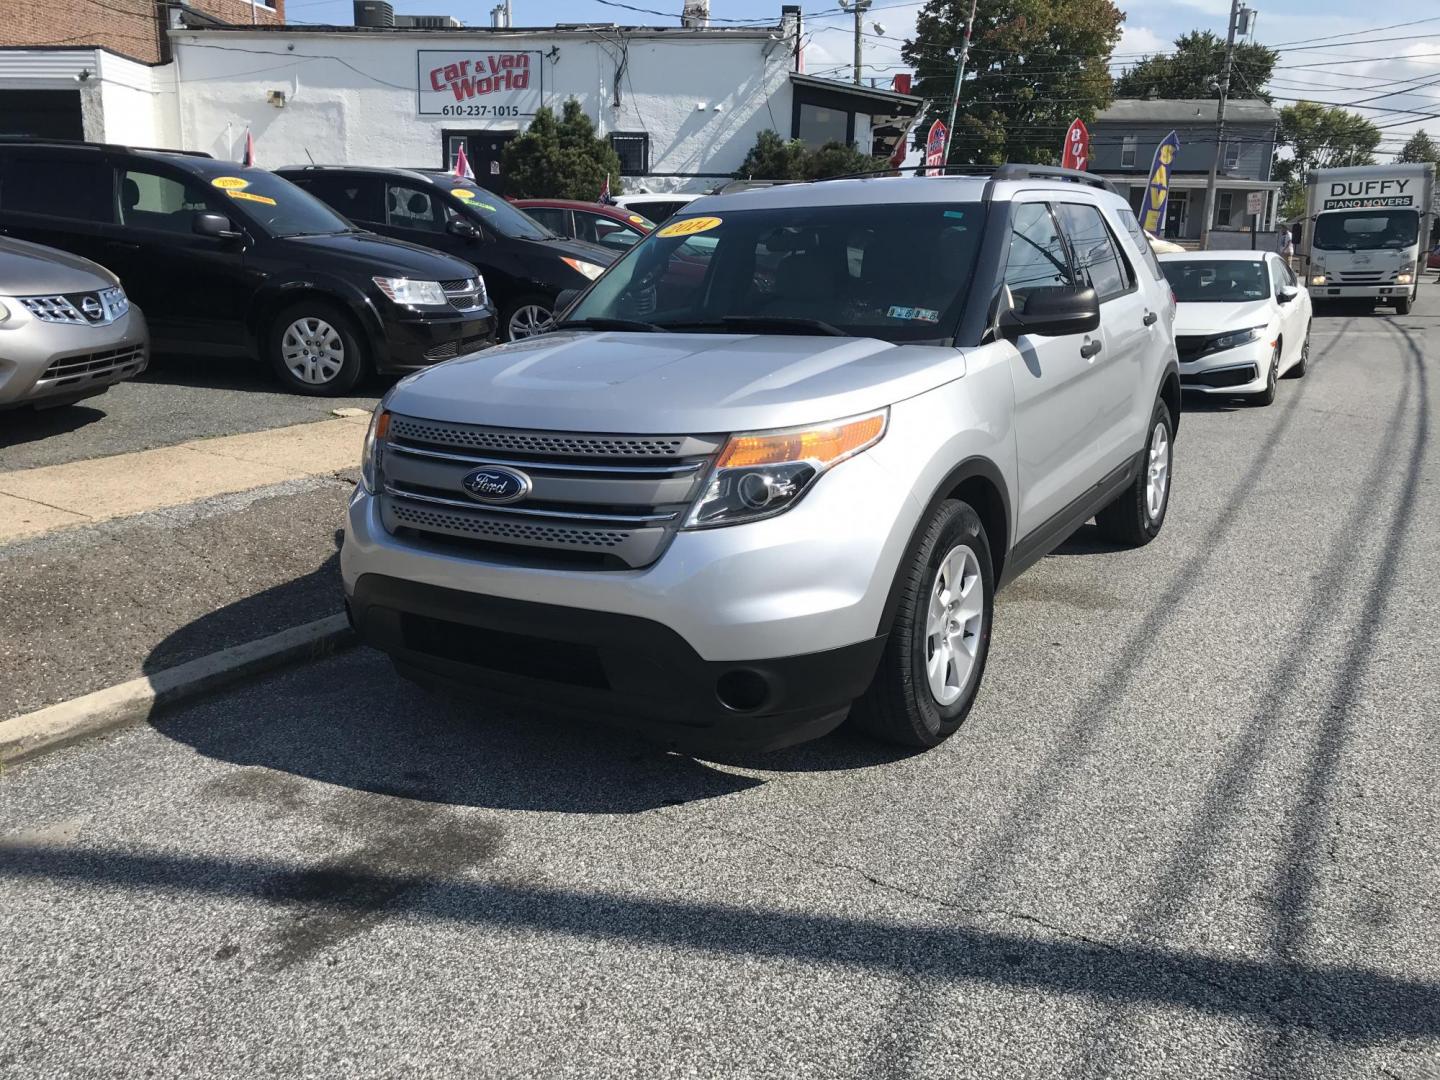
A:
[276,166,616,341]
[0,141,496,395]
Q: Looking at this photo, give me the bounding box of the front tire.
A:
[502,294,555,341]
[1252,344,1280,406]
[1396,290,1414,315]
[1094,398,1173,547]
[852,499,994,748]
[267,301,366,396]
[1288,326,1310,378]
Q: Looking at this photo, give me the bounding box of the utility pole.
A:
[839,0,873,85]
[943,0,981,166]
[1200,0,1246,250]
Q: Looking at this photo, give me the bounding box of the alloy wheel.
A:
[281,317,345,385]
[508,305,554,340]
[924,544,985,706]
[1146,421,1170,522]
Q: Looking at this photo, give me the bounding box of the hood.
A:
[0,237,116,294]
[386,331,966,433]
[1173,299,1275,337]
[516,234,617,266]
[280,232,477,279]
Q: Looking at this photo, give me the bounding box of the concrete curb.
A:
[0,614,355,764]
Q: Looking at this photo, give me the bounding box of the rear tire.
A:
[851,499,994,749]
[1094,398,1173,547]
[267,300,366,396]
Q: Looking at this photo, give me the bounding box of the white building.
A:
[0,8,919,195]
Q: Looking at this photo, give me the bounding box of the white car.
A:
[609,192,699,223]
[1159,250,1312,406]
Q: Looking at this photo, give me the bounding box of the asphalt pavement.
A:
[1,292,1438,1078]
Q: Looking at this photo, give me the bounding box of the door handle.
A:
[1080,338,1103,359]
[107,240,141,251]
[1142,310,1159,326]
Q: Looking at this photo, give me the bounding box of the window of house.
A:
[1121,135,1137,169]
[1224,141,1241,170]
[797,103,848,147]
[1055,202,1129,301]
[608,133,650,176]
[1215,190,1235,228]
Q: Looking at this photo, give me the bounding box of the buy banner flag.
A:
[1141,130,1181,234]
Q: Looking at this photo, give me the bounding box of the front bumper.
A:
[1307,283,1413,301]
[1179,340,1269,395]
[378,307,497,373]
[0,308,149,409]
[348,574,885,752]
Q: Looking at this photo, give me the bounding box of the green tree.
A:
[734,132,882,180]
[903,0,1123,166]
[1273,100,1382,217]
[1397,128,1439,166]
[501,99,624,199]
[1115,30,1277,101]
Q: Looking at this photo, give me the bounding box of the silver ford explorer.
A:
[0,237,148,411]
[342,166,1181,753]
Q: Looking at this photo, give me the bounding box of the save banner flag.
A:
[1061,118,1089,172]
[1141,130,1181,235]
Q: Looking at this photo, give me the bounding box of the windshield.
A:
[1162,259,1270,303]
[1313,210,1418,251]
[204,171,353,237]
[565,202,984,342]
[443,180,554,240]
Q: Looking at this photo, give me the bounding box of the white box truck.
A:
[1300,163,1435,314]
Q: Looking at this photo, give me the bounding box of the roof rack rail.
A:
[990,163,1116,193]
[0,136,212,158]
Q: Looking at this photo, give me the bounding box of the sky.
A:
[283,0,1440,153]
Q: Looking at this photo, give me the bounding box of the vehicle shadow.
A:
[139,353,395,396]
[0,401,108,451]
[1179,390,1248,413]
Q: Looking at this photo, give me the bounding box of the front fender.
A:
[245,276,387,359]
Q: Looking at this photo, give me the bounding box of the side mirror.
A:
[1277,285,1298,303]
[554,288,580,317]
[193,212,241,240]
[999,286,1101,338]
[447,217,479,239]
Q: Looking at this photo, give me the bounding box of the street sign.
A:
[1061,118,1090,172]
[924,120,948,176]
[1246,190,1264,216]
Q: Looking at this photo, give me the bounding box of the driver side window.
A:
[1004,202,1076,305]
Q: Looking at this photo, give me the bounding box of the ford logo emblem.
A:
[461,466,531,504]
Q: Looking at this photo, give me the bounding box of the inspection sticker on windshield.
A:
[226,190,277,206]
[887,305,940,322]
[657,215,723,238]
[452,188,477,199]
[211,176,250,191]
[628,215,648,225]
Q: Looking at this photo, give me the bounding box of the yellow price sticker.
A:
[628,214,647,225]
[452,188,477,199]
[227,189,277,206]
[656,215,722,238]
[211,176,250,191]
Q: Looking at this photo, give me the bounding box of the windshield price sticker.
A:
[628,215,648,225]
[656,216,723,238]
[211,176,250,191]
[888,305,940,323]
[226,190,277,206]
[452,188,477,199]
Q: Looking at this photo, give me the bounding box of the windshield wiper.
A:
[553,317,662,332]
[660,316,849,337]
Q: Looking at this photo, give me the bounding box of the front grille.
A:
[442,278,485,313]
[423,334,490,361]
[38,344,146,388]
[1338,271,1384,283]
[21,288,128,326]
[379,415,723,569]
[1182,363,1258,390]
[439,278,472,291]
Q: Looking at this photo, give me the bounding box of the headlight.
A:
[475,275,491,309]
[686,410,887,529]
[1396,271,1413,285]
[360,405,390,495]
[561,257,605,281]
[1309,274,1327,286]
[372,277,447,306]
[1208,326,1264,353]
[0,300,9,323]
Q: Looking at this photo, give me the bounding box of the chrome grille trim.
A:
[38,344,146,387]
[388,503,634,551]
[386,442,704,475]
[385,485,678,524]
[387,417,710,459]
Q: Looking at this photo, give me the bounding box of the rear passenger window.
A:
[119,169,212,233]
[1004,203,1075,303]
[386,183,443,232]
[1117,205,1166,282]
[1055,203,1129,301]
[525,207,570,235]
[0,156,113,222]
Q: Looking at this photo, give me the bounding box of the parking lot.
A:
[2,290,1438,1077]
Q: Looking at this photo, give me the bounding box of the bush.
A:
[736,130,884,182]
[502,99,624,200]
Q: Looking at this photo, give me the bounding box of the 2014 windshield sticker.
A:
[888,305,940,322]
[452,188,477,199]
[211,176,250,191]
[656,216,722,238]
[226,190,277,206]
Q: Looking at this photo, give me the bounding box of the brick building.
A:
[4,0,285,66]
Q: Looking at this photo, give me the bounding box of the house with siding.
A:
[1089,98,1281,242]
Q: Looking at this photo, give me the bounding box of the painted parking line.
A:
[0,413,369,543]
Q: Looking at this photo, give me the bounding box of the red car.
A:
[1428,241,1440,270]
[510,199,655,254]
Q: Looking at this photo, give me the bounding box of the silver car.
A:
[0,237,148,410]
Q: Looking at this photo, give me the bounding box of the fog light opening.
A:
[716,668,772,713]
